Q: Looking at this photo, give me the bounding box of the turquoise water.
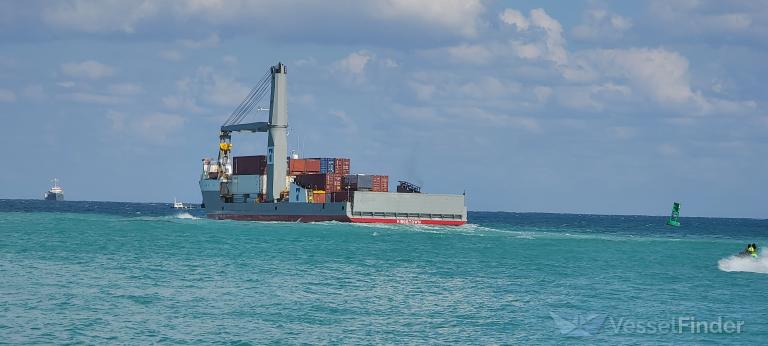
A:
[1,200,767,344]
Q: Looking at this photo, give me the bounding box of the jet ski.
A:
[737,244,759,258]
[736,250,757,258]
[737,251,758,258]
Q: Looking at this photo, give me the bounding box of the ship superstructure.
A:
[199,63,466,225]
[45,178,64,201]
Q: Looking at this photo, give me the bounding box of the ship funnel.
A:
[266,62,288,202]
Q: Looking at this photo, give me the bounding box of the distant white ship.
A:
[45,178,64,201]
[172,198,191,209]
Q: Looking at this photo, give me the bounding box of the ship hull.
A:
[45,192,64,201]
[207,213,466,226]
[201,183,467,226]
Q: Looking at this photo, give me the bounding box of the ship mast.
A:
[266,63,288,202]
[216,63,289,202]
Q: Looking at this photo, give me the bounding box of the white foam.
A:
[174,212,199,220]
[718,255,768,274]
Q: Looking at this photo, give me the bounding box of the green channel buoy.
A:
[667,202,681,227]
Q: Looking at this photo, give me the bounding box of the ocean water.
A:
[1,200,767,344]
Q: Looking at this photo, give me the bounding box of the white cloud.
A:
[533,86,553,103]
[179,33,220,49]
[610,126,637,140]
[584,48,695,104]
[409,81,436,101]
[163,66,250,114]
[61,60,115,80]
[107,110,126,131]
[571,9,633,41]
[394,105,441,122]
[657,143,682,156]
[160,50,183,61]
[222,55,238,65]
[459,77,520,99]
[56,81,141,104]
[293,93,316,106]
[447,107,540,131]
[555,82,633,111]
[499,8,567,66]
[293,57,318,67]
[107,110,186,143]
[380,58,399,68]
[421,7,755,117]
[334,51,374,83]
[42,0,158,34]
[329,109,357,133]
[135,113,186,142]
[162,95,204,113]
[108,83,143,96]
[371,0,485,37]
[38,0,486,43]
[499,9,529,31]
[650,0,759,35]
[559,47,756,115]
[61,92,124,104]
[205,73,249,107]
[22,85,46,101]
[57,81,77,88]
[510,42,542,60]
[0,89,16,102]
[444,44,495,64]
[529,9,567,66]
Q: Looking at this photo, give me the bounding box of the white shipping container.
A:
[231,175,262,194]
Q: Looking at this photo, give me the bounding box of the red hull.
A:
[208,214,465,226]
[349,217,465,226]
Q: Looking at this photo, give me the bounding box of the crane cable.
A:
[223,69,272,126]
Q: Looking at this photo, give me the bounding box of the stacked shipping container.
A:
[343,174,388,192]
[237,156,349,176]
[288,158,321,175]
[335,158,351,175]
[309,157,351,175]
[294,173,343,192]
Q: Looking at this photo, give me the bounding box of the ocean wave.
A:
[173,212,199,220]
[718,254,768,274]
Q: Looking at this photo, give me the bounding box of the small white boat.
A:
[172,198,189,209]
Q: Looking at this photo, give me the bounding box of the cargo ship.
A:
[199,63,466,225]
[44,178,64,201]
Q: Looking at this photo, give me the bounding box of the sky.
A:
[0,0,766,218]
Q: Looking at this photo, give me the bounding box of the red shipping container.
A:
[234,156,267,175]
[312,192,327,203]
[334,158,351,175]
[288,159,305,173]
[371,175,388,192]
[288,159,321,174]
[305,159,321,173]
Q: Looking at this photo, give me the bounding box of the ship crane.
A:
[215,63,288,202]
